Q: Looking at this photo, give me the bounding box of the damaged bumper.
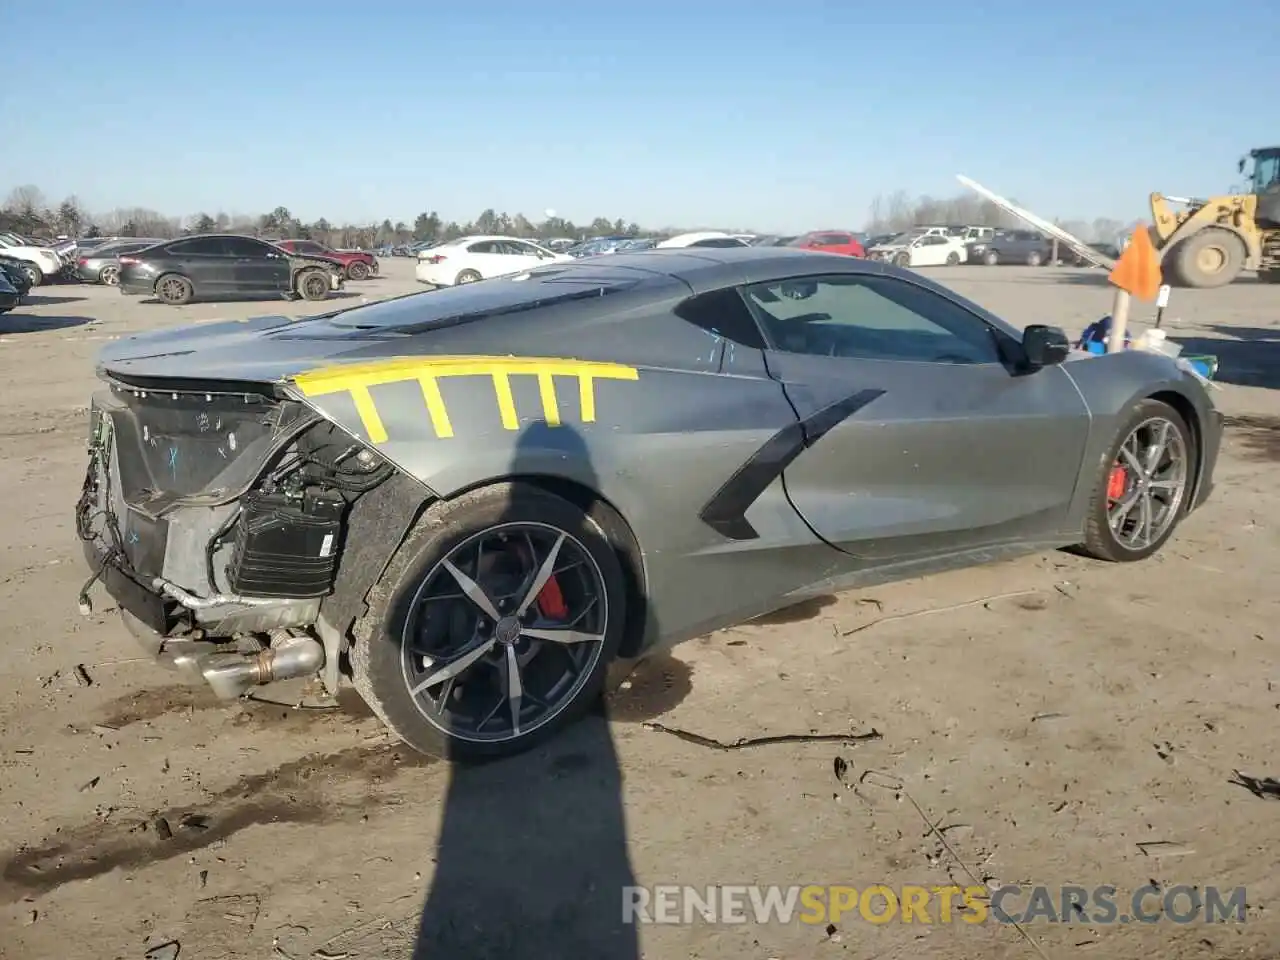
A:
[76,381,348,698]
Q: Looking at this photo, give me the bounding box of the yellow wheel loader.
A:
[1149,146,1280,288]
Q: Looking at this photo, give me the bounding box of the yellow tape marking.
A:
[292,355,639,444]
[492,372,518,430]
[349,385,387,444]
[417,375,454,438]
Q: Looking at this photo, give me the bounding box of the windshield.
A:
[326,268,643,330]
[1252,152,1280,193]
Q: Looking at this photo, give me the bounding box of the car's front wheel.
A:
[99,264,120,286]
[297,268,331,301]
[1079,399,1194,562]
[346,260,370,281]
[984,251,999,266]
[351,482,626,760]
[22,262,43,287]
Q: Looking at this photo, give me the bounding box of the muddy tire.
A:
[454,269,482,285]
[351,482,626,761]
[346,260,370,281]
[1165,227,1246,289]
[99,264,120,286]
[1078,399,1194,563]
[297,269,330,301]
[155,273,193,305]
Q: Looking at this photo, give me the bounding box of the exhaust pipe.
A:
[199,635,325,700]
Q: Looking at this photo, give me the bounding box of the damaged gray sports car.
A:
[76,247,1223,759]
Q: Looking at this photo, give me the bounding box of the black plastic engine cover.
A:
[227,490,345,599]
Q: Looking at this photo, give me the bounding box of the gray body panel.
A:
[93,249,1222,655]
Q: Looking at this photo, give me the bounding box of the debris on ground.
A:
[153,816,173,840]
[841,590,1041,637]
[1229,771,1280,799]
[143,941,180,960]
[833,756,850,783]
[1136,841,1194,858]
[73,664,93,687]
[642,723,882,751]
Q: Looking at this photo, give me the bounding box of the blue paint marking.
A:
[128,530,140,544]
[167,446,179,479]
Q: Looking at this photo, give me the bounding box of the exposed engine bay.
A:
[76,377,429,701]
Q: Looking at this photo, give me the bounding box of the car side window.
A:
[223,237,273,258]
[742,273,1003,365]
[167,238,225,256]
[505,241,540,257]
[468,241,497,254]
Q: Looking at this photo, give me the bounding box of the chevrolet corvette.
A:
[76,247,1222,759]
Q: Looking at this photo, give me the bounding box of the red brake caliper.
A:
[1107,465,1127,500]
[536,576,568,620]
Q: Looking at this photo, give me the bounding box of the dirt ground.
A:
[1,261,1278,960]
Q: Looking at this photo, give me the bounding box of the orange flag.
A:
[1109,226,1162,301]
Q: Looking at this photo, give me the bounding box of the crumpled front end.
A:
[77,374,428,699]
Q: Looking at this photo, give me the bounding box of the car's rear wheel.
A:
[155,273,193,305]
[22,263,43,287]
[984,251,999,266]
[346,260,370,281]
[455,269,482,284]
[99,264,120,286]
[1079,399,1194,563]
[945,251,961,265]
[1026,251,1043,267]
[351,482,626,760]
[892,253,910,268]
[297,268,330,301]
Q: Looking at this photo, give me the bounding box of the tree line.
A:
[1,183,1132,249]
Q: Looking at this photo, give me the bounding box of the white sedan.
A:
[867,233,969,268]
[415,236,572,286]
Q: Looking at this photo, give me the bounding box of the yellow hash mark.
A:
[537,372,560,426]
[417,376,453,438]
[492,372,518,430]
[349,385,387,444]
[291,354,639,443]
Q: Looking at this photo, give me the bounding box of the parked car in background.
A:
[0,255,34,299]
[274,239,379,280]
[788,231,866,257]
[1060,242,1121,267]
[72,237,120,254]
[0,234,68,286]
[566,236,632,257]
[0,270,20,314]
[656,232,750,249]
[750,235,799,247]
[118,234,345,305]
[543,238,577,252]
[867,232,969,267]
[415,236,571,286]
[616,238,657,251]
[967,230,1053,266]
[76,238,164,285]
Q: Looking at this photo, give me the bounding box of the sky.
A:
[3,0,1278,234]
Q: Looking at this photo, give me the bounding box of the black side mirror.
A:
[1022,324,1070,369]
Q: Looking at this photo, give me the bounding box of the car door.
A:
[502,239,556,272]
[165,237,234,294]
[739,269,1090,562]
[912,235,949,266]
[223,236,290,294]
[462,240,512,278]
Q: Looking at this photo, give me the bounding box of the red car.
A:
[789,230,866,257]
[274,239,378,280]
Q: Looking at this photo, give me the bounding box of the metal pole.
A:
[1108,289,1131,353]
